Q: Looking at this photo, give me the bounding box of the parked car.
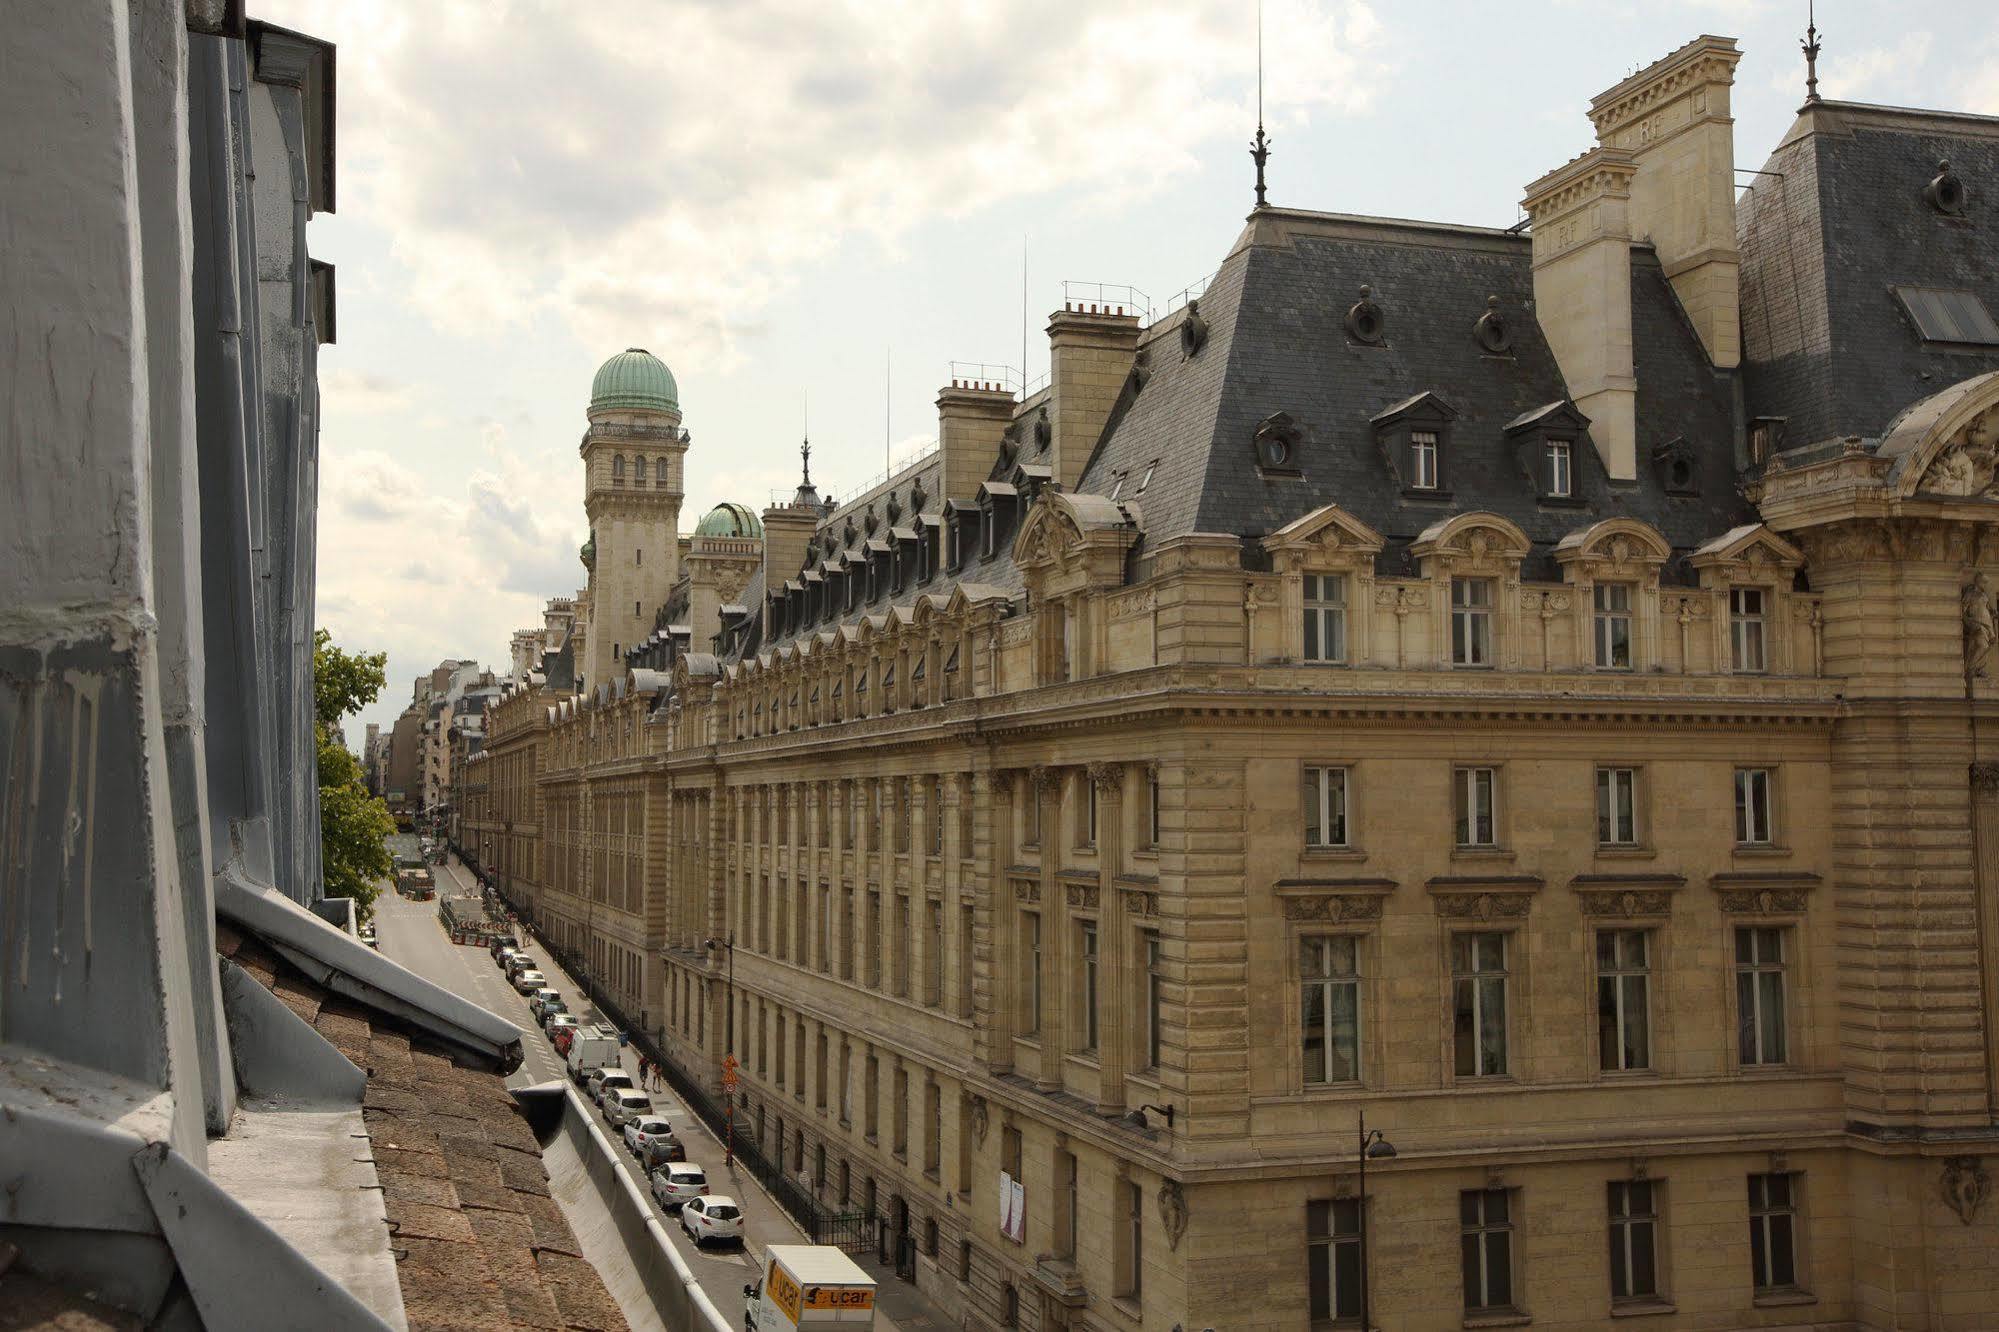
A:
[503,953,535,980]
[603,1088,652,1128]
[622,1116,673,1156]
[678,1195,741,1247]
[527,988,563,1021]
[358,923,378,949]
[487,933,519,958]
[586,1067,633,1105]
[510,969,546,995]
[544,1013,579,1042]
[648,1162,707,1212]
[551,1024,579,1057]
[636,1131,687,1171]
[565,1029,621,1084]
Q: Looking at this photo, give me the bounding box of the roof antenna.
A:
[801,390,812,488]
[1802,0,1822,104]
[884,348,892,475]
[1250,0,1271,209]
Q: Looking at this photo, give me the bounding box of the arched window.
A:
[612,454,626,482]
[652,457,666,486]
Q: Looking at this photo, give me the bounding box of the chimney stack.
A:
[760,499,818,597]
[1587,35,1744,368]
[1524,147,1640,480]
[937,382,1016,505]
[1046,305,1141,492]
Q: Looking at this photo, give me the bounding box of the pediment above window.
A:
[1262,503,1386,573]
[1687,523,1803,586]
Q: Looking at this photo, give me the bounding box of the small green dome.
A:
[590,347,679,413]
[695,502,763,539]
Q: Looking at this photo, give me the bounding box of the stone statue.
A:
[1964,574,1996,680]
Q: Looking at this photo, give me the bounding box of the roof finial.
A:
[1802,0,1822,103]
[1250,0,1272,208]
[800,435,812,487]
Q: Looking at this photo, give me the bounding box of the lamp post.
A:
[1357,1113,1396,1330]
[705,935,736,1166]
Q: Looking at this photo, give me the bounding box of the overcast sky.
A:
[267,0,1996,746]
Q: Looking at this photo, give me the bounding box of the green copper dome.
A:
[589,347,679,413]
[694,502,763,539]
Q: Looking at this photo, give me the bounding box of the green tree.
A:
[314,629,394,918]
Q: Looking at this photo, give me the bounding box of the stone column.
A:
[1091,762,1128,1111]
[805,780,824,971]
[1035,765,1066,1090]
[882,776,902,993]
[830,781,850,981]
[943,773,967,1018]
[984,772,1017,1072]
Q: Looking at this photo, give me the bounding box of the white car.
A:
[622,1115,674,1156]
[649,1162,707,1212]
[511,969,546,994]
[587,1067,634,1105]
[544,1012,579,1040]
[603,1088,653,1128]
[679,1195,741,1246]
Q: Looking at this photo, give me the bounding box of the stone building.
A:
[491,35,1999,1331]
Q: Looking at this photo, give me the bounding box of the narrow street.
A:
[372,862,948,1330]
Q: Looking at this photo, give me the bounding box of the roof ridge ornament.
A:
[1802,0,1822,104]
[1250,0,1271,208]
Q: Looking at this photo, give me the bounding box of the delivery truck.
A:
[743,1245,875,1332]
[564,1026,622,1084]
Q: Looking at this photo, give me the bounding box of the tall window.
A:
[1304,765,1350,848]
[866,892,882,988]
[1056,1150,1078,1258]
[1411,430,1439,489]
[1300,936,1361,1085]
[1079,924,1100,1053]
[1596,930,1651,1071]
[1303,574,1349,663]
[1608,1180,1660,1303]
[930,777,944,855]
[1731,587,1767,672]
[1308,1199,1364,1325]
[1451,577,1494,666]
[1119,1179,1144,1298]
[1143,931,1164,1069]
[1734,767,1773,845]
[924,900,943,1006]
[1735,926,1788,1066]
[1023,912,1042,1035]
[1548,440,1572,497]
[1596,766,1638,846]
[1452,932,1509,1077]
[1594,583,1632,669]
[1024,779,1041,847]
[1084,779,1099,848]
[1146,768,1160,849]
[1453,766,1497,848]
[1460,1189,1515,1314]
[1748,1173,1799,1292]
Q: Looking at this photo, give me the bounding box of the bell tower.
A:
[577,347,686,691]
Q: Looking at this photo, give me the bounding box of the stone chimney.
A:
[760,499,818,592]
[937,381,1015,504]
[1047,304,1141,492]
[1587,35,1743,369]
[1524,147,1639,480]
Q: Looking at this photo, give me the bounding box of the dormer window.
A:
[1411,431,1439,489]
[1136,461,1156,495]
[1548,441,1572,498]
[1253,412,1304,476]
[1505,400,1590,503]
[1749,417,1786,465]
[982,504,997,558]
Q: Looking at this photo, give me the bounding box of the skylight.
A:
[1895,286,1999,345]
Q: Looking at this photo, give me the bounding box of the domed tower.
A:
[682,502,766,654]
[576,347,687,691]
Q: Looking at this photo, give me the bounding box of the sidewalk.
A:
[439,858,956,1331]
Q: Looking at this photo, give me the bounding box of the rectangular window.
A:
[864,1052,879,1138]
[1079,924,1100,1053]
[1596,766,1638,846]
[1748,1173,1799,1291]
[1596,930,1651,1071]
[924,900,943,1007]
[1144,931,1164,1069]
[1084,779,1098,848]
[1731,587,1767,673]
[1303,573,1349,663]
[1120,1179,1144,1298]
[1307,1198,1364,1324]
[1548,440,1572,497]
[867,892,882,989]
[1300,935,1361,1085]
[1460,1188,1515,1313]
[1893,285,1999,346]
[1451,577,1494,666]
[839,889,855,981]
[1594,583,1633,669]
[960,772,975,855]
[1305,766,1350,849]
[1453,766,1497,848]
[1146,768,1160,849]
[1608,1180,1660,1302]
[1411,430,1439,489]
[1735,926,1788,1066]
[1023,911,1042,1036]
[930,776,944,856]
[1451,932,1509,1077]
[1057,1151,1078,1258]
[894,895,911,998]
[1024,779,1041,847]
[1734,767,1773,845]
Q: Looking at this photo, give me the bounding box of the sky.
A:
[266,0,1999,747]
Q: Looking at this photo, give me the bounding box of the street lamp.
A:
[1357,1112,1396,1331]
[705,935,736,1166]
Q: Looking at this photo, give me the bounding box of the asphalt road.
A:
[369,869,950,1329]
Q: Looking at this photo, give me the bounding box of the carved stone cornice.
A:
[1066,883,1100,910]
[1710,870,1821,914]
[1087,761,1125,794]
[1029,764,1062,795]
[1426,875,1544,920]
[1014,879,1042,906]
[1274,878,1397,923]
[1569,873,1684,918]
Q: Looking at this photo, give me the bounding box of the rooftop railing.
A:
[1060,279,1151,322]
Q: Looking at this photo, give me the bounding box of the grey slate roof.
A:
[1739,100,1999,447]
[1076,209,1752,581]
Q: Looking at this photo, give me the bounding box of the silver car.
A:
[603,1088,652,1128]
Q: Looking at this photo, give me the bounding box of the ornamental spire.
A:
[1802,1,1822,104]
[1250,1,1272,208]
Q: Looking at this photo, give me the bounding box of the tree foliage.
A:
[314,629,394,917]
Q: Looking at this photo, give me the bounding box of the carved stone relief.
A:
[1280,894,1387,922]
[1066,883,1100,910]
[1942,1156,1990,1225]
[1157,1180,1188,1251]
[1715,888,1809,914]
[1575,889,1676,918]
[1432,892,1533,920]
[1965,574,1996,681]
[1918,404,1999,496]
[1120,888,1159,917]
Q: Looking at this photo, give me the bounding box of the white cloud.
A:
[319,365,415,415]
[264,0,1387,373]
